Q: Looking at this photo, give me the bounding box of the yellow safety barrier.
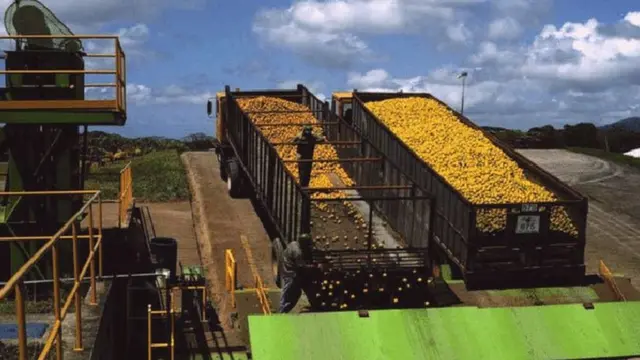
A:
[599,260,626,301]
[0,190,104,360]
[255,275,272,315]
[119,161,133,227]
[147,304,175,360]
[225,249,238,308]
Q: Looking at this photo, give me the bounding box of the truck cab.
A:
[207,92,234,182]
[331,92,354,125]
[206,92,227,145]
[206,89,246,196]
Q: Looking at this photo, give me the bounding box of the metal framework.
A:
[0,34,127,121]
[0,190,104,360]
[0,161,134,360]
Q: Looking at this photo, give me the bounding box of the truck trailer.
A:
[330,91,589,290]
[208,85,437,311]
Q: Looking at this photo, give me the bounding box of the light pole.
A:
[458,71,468,115]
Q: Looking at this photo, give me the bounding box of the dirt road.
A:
[181,152,274,345]
[518,149,640,288]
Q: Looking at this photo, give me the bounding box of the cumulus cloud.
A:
[86,83,214,105]
[624,11,640,27]
[126,84,215,105]
[253,0,485,68]
[345,11,640,129]
[488,17,522,40]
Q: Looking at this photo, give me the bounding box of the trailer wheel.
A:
[226,159,243,198]
[272,238,284,288]
[218,153,228,181]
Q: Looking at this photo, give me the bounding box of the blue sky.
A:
[1,0,639,138]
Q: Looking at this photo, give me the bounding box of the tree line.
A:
[85,131,215,162]
[485,122,640,153]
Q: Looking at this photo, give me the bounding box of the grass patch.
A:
[85,150,189,202]
[568,147,640,170]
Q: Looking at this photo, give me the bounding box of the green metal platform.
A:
[248,301,640,360]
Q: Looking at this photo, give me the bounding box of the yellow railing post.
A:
[98,194,103,278]
[599,260,626,301]
[170,308,175,360]
[147,305,152,360]
[72,222,83,351]
[254,275,272,315]
[88,203,97,305]
[225,249,237,307]
[15,281,27,360]
[115,38,121,111]
[118,162,133,227]
[51,243,62,360]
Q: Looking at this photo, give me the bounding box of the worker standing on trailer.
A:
[279,233,315,313]
[293,125,326,188]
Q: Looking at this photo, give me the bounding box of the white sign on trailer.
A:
[516,215,540,234]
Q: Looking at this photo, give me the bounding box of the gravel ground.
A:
[518,149,640,288]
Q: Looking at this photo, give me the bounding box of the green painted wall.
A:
[249,302,640,360]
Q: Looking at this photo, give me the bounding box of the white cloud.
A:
[127,84,214,105]
[253,12,371,68]
[488,17,522,40]
[85,83,213,105]
[253,0,485,68]
[625,12,640,27]
[446,23,472,43]
[347,69,390,89]
[346,11,640,129]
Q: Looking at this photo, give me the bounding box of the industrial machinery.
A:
[0,0,126,281]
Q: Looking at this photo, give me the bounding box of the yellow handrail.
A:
[599,260,626,301]
[119,161,133,227]
[255,275,272,315]
[225,249,237,308]
[0,35,127,113]
[0,190,104,360]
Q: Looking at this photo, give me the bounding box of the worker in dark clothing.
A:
[279,233,314,313]
[293,125,326,188]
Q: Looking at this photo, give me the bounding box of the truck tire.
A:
[226,159,243,198]
[271,238,284,288]
[217,153,228,181]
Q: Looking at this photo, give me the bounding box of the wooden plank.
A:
[0,100,117,110]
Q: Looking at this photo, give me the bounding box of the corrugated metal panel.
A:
[248,302,640,360]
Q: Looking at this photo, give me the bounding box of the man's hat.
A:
[303,125,313,132]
